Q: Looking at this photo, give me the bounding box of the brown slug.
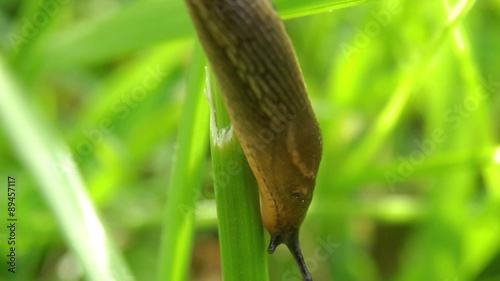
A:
[182,0,322,280]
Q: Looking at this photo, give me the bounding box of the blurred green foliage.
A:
[0,0,499,281]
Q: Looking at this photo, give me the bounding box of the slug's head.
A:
[258,113,321,281]
[260,144,319,281]
[262,184,315,281]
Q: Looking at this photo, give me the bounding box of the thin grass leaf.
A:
[156,43,209,281]
[275,0,376,19]
[0,57,134,281]
[41,0,377,66]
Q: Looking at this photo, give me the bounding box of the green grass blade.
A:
[275,0,376,19]
[156,43,210,281]
[207,68,269,280]
[0,58,134,281]
[41,0,376,66]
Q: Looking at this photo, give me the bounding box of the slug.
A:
[182,0,322,280]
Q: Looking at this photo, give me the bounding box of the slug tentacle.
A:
[268,229,312,281]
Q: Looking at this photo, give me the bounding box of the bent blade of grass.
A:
[275,0,376,19]
[43,0,376,66]
[0,58,134,281]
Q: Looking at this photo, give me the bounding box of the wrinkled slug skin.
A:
[183,0,322,278]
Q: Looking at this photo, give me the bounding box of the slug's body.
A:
[183,0,322,280]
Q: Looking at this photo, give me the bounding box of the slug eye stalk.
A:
[268,229,312,281]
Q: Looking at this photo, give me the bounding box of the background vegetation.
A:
[0,0,499,280]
